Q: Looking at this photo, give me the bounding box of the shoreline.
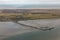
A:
[1,18,60,40]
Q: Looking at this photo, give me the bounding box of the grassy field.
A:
[0,13,60,21]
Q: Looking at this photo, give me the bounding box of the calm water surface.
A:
[2,19,60,40]
[3,26,60,40]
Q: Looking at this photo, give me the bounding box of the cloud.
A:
[0,0,60,4]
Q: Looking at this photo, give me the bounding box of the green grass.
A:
[0,13,60,21]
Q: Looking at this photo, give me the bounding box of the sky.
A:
[0,0,60,4]
[0,0,60,9]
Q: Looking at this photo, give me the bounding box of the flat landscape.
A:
[0,9,60,21]
[0,9,60,40]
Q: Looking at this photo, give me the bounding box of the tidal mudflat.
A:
[0,18,60,40]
